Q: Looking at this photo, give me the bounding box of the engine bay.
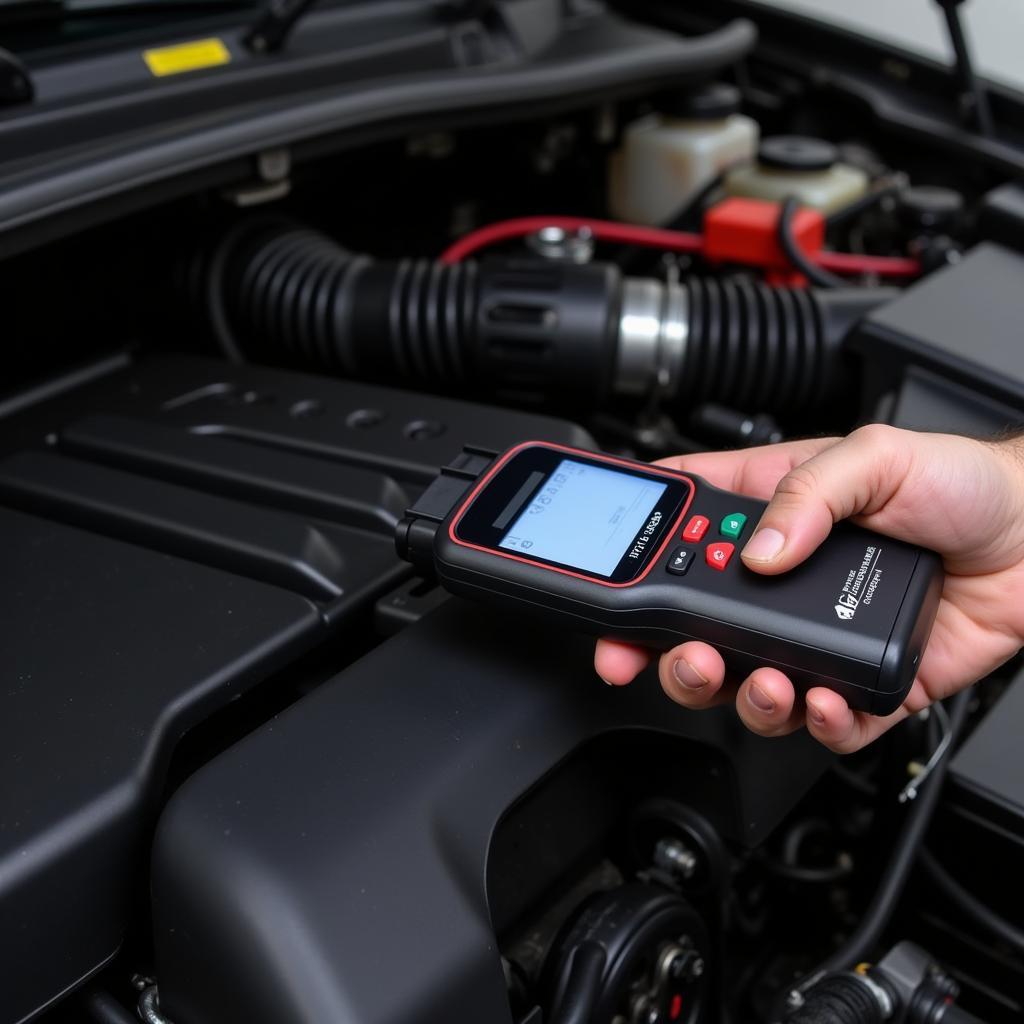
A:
[3,3,1024,1023]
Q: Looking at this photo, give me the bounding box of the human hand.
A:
[594,425,1024,753]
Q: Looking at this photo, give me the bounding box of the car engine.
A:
[3,2,1024,1023]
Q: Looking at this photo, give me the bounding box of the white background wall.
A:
[758,0,1024,90]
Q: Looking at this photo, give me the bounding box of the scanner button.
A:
[706,542,735,571]
[666,547,695,576]
[682,515,709,541]
[720,513,748,539]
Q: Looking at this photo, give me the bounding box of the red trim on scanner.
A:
[448,441,695,589]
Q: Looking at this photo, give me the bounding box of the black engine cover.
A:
[150,598,832,1024]
[0,353,590,1024]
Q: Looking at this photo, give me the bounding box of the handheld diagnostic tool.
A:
[395,442,942,715]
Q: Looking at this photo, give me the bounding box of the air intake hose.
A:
[205,220,892,416]
[778,973,885,1024]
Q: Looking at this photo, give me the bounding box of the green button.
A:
[720,513,747,539]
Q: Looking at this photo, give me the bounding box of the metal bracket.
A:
[222,148,292,207]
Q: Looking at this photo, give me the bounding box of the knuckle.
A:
[817,724,863,754]
[772,463,821,504]
[850,422,897,453]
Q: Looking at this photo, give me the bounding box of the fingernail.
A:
[673,659,708,691]
[807,701,825,726]
[743,528,785,562]
[598,674,615,687]
[748,684,775,713]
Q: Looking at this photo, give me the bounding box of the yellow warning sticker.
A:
[143,38,231,78]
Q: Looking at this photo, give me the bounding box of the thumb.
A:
[740,425,909,575]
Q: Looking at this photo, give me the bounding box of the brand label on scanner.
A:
[835,545,883,621]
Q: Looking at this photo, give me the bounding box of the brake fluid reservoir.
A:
[723,136,869,215]
[609,83,758,226]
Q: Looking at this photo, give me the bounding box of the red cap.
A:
[703,197,825,275]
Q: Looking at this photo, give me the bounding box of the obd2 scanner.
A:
[396,442,942,715]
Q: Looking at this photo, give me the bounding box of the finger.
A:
[655,437,838,499]
[595,637,651,686]
[803,685,912,753]
[740,424,911,575]
[734,668,804,736]
[658,642,729,708]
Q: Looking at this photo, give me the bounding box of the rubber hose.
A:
[781,973,884,1024]
[777,196,846,289]
[548,941,607,1024]
[82,990,138,1024]
[804,691,973,983]
[678,276,832,413]
[207,221,886,416]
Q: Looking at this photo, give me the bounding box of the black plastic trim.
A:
[0,14,755,246]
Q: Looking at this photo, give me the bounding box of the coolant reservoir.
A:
[609,83,758,226]
[723,135,869,215]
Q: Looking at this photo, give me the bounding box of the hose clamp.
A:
[614,277,688,402]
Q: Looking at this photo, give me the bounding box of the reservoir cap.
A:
[896,185,965,233]
[659,82,742,120]
[759,135,838,172]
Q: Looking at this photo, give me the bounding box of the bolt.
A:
[653,837,698,880]
[669,950,705,981]
[257,148,290,183]
[525,225,595,264]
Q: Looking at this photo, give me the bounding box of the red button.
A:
[706,542,735,570]
[682,515,709,541]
